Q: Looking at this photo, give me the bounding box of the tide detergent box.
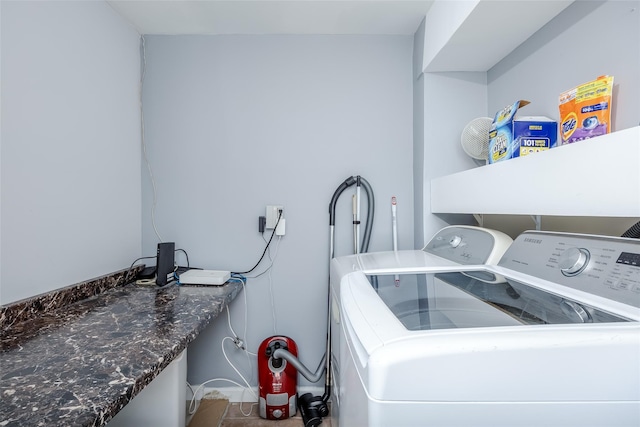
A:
[558,75,614,145]
[488,100,558,163]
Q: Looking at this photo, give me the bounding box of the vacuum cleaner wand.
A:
[272,348,326,383]
[324,175,375,405]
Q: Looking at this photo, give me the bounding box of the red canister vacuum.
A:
[258,336,298,420]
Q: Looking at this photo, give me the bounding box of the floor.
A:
[187,399,331,427]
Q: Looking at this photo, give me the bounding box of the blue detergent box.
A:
[512,117,558,158]
[488,100,558,163]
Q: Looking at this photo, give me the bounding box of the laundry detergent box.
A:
[512,116,558,158]
[488,100,557,163]
[558,75,614,145]
[488,100,529,164]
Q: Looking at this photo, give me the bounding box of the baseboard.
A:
[188,385,325,403]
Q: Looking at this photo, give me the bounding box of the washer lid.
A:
[366,270,633,335]
[344,249,460,274]
[341,268,640,403]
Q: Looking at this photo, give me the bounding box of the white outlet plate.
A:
[266,205,283,229]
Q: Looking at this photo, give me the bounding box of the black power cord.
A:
[175,248,190,268]
[233,210,282,275]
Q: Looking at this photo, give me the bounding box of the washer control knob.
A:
[449,235,462,248]
[272,409,283,418]
[558,247,590,276]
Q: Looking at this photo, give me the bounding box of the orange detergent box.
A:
[558,75,614,145]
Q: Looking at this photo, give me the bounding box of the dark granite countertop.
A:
[0,272,242,427]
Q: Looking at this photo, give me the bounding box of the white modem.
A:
[179,269,231,286]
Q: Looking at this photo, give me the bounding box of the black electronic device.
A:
[138,266,157,279]
[156,242,175,286]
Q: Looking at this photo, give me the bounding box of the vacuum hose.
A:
[324,176,375,404]
[328,176,356,227]
[359,177,375,253]
[266,347,328,426]
[272,348,326,383]
[328,176,375,252]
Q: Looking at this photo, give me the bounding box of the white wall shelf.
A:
[431,126,640,217]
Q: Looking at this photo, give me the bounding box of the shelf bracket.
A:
[473,214,484,227]
[531,215,542,231]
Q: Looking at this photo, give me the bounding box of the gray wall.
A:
[421,71,487,242]
[413,20,426,249]
[0,1,142,304]
[140,35,415,387]
[483,0,640,237]
[413,10,489,246]
[489,0,640,135]
[415,0,640,242]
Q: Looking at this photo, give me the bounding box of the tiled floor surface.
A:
[187,399,331,427]
[222,402,313,427]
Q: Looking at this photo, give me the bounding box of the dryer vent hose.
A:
[622,221,640,239]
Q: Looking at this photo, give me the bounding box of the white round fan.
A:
[461,117,492,161]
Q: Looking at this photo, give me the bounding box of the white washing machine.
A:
[330,230,640,427]
[329,226,513,427]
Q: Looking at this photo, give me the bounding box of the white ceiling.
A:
[107,0,433,35]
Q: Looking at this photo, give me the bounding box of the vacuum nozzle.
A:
[298,393,328,427]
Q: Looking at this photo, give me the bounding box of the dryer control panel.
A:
[499,231,640,309]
